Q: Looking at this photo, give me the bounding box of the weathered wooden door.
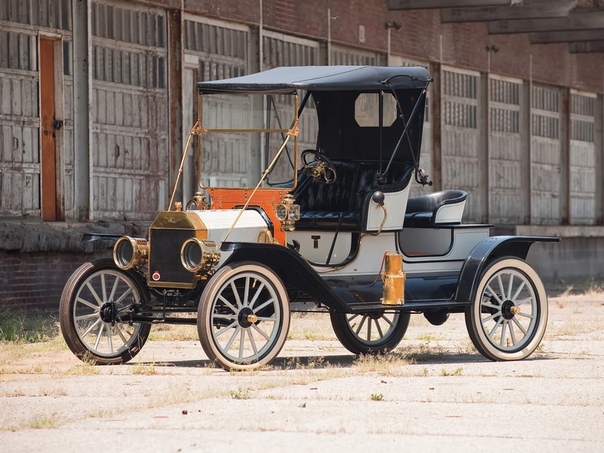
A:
[489,76,525,224]
[442,68,482,222]
[569,91,597,225]
[531,84,562,225]
[183,18,251,188]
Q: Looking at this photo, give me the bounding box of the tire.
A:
[59,259,151,365]
[198,262,291,371]
[330,310,410,355]
[465,257,548,361]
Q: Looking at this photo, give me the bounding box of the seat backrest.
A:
[295,160,360,212]
[353,161,414,211]
[296,159,415,218]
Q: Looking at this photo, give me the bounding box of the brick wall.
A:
[0,221,147,312]
[0,250,111,312]
[173,0,604,93]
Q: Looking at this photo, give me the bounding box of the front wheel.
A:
[198,262,291,371]
[330,310,410,355]
[59,259,151,365]
[465,257,548,361]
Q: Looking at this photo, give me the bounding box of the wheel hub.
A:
[501,300,520,320]
[100,302,117,323]
[238,307,256,328]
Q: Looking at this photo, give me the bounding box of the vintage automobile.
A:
[59,65,559,371]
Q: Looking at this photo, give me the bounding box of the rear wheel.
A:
[59,259,151,365]
[198,262,290,371]
[465,257,548,361]
[330,310,410,354]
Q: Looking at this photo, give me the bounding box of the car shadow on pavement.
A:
[131,354,357,370]
[135,351,553,371]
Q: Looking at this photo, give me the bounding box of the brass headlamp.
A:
[180,238,221,276]
[185,191,210,210]
[275,194,300,231]
[113,237,149,270]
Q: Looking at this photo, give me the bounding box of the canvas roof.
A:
[197,65,431,94]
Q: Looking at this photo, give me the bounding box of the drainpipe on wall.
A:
[327,8,332,66]
[72,0,92,221]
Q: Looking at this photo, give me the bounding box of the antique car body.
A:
[59,66,559,370]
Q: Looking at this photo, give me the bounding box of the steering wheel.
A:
[301,150,337,184]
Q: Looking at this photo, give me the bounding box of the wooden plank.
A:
[531,29,604,43]
[1,125,11,162]
[11,78,21,115]
[39,37,57,221]
[442,1,576,23]
[489,11,604,34]
[23,173,34,211]
[389,0,516,9]
[569,40,604,53]
[21,78,34,117]
[22,126,34,164]
[0,77,10,114]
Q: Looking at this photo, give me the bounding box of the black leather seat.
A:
[295,160,414,231]
[404,190,468,228]
[296,160,360,230]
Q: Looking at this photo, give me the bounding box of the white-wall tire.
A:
[59,259,151,365]
[198,262,290,371]
[465,257,548,361]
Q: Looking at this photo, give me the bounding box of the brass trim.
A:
[113,236,149,270]
[382,251,405,305]
[180,238,220,275]
[247,314,258,323]
[257,229,275,244]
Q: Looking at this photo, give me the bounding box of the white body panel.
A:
[289,231,398,275]
[289,226,490,278]
[188,209,267,244]
[365,186,411,231]
[189,209,268,267]
[401,227,490,275]
[288,231,354,265]
[434,200,467,224]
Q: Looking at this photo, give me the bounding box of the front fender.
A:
[220,242,350,312]
[454,235,560,304]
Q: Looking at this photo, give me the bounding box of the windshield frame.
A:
[196,91,301,191]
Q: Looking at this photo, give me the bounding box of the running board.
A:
[347,298,470,314]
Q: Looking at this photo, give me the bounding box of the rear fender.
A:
[455,235,560,304]
[220,242,350,312]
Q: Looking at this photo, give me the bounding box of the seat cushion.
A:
[404,190,468,228]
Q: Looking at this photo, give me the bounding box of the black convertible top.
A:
[197,65,431,94]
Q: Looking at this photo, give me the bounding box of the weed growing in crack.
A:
[440,367,463,376]
[231,386,252,400]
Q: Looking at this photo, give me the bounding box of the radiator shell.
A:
[148,209,268,289]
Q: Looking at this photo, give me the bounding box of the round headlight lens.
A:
[180,238,220,275]
[113,236,148,270]
[275,204,287,221]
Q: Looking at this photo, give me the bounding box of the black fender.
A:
[220,242,350,312]
[454,235,560,305]
[82,233,123,243]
